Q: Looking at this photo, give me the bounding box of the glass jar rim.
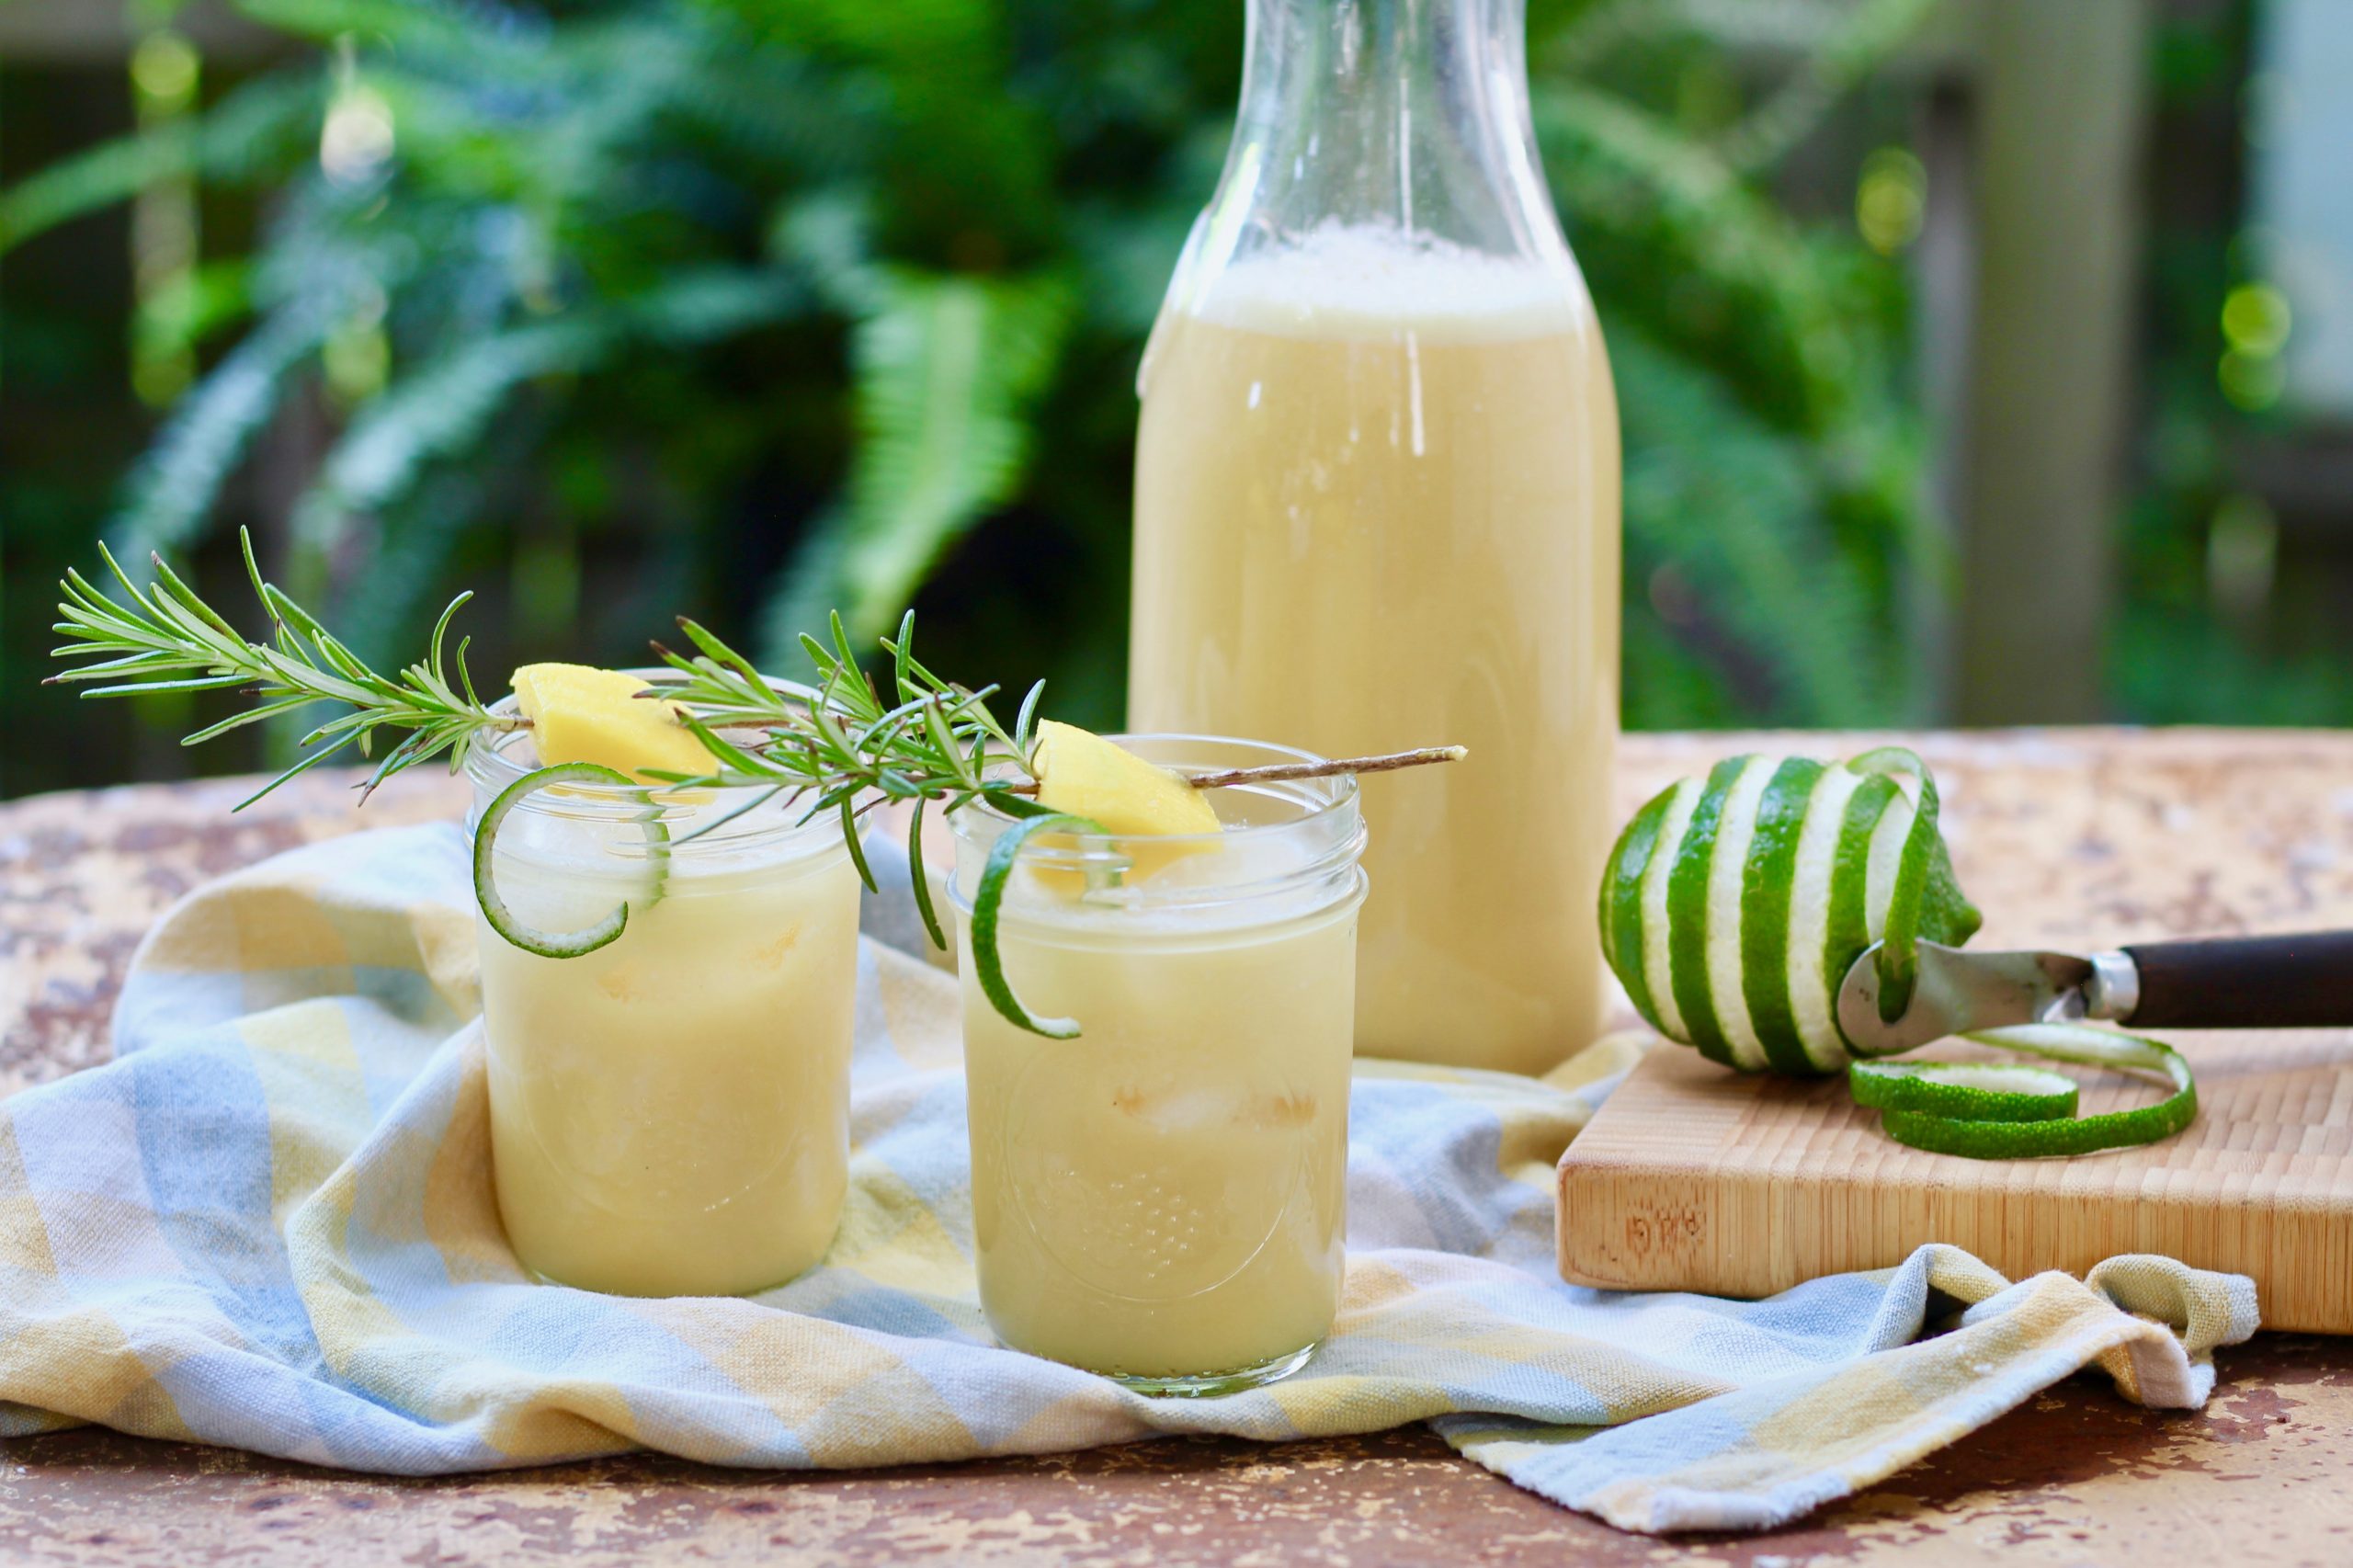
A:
[954,731,1358,842]
[946,732,1367,917]
[461,667,841,856]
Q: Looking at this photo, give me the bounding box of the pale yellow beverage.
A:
[472,760,861,1298]
[950,737,1365,1392]
[1131,227,1620,1075]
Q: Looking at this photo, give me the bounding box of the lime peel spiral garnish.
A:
[1600,748,2198,1159]
[968,811,1111,1040]
[474,762,670,960]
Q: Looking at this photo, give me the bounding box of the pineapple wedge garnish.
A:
[511,664,718,782]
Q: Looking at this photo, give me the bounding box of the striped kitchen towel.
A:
[0,824,2256,1533]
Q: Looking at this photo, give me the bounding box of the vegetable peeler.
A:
[1836,929,2353,1054]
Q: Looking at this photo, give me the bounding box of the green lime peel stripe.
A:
[1665,757,1747,1070]
[1601,786,1676,1030]
[1741,757,1827,1077]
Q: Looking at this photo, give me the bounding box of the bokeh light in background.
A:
[1856,146,1927,256]
[2218,280,2289,412]
[128,23,199,407]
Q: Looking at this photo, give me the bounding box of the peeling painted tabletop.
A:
[3,731,2350,1567]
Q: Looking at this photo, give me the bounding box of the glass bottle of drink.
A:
[1130,0,1620,1074]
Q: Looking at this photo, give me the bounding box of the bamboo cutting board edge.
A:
[1556,1033,2353,1333]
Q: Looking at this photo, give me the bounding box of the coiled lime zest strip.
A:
[1600,749,2198,1158]
[968,811,1111,1040]
[1847,1059,2079,1123]
[1852,1026,2196,1158]
[474,762,669,958]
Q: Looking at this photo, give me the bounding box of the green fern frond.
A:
[308,269,804,524]
[1537,81,1872,434]
[771,192,888,314]
[725,0,1058,261]
[615,268,806,343]
[1717,0,1940,172]
[321,320,611,517]
[763,267,1075,653]
[757,506,856,670]
[109,306,334,565]
[230,0,496,51]
[332,472,489,672]
[0,72,323,256]
[668,46,879,183]
[1612,325,1909,723]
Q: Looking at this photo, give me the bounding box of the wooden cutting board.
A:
[1556,1028,2353,1332]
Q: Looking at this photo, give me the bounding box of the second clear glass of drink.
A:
[949,736,1367,1395]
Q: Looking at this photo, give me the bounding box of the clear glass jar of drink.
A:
[465,683,861,1298]
[948,735,1367,1395]
[1130,0,1620,1075]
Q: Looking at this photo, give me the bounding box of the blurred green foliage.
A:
[2112,0,2353,727]
[1,0,1940,792]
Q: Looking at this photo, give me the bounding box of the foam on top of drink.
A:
[1190,222,1586,344]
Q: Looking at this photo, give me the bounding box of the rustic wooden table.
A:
[2,731,2348,1567]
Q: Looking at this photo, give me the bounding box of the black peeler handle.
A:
[2121,930,2353,1030]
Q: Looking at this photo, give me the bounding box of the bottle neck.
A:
[1218,0,1561,260]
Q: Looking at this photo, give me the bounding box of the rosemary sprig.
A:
[647,610,1051,951]
[49,540,1461,1037]
[48,528,517,808]
[647,615,1468,958]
